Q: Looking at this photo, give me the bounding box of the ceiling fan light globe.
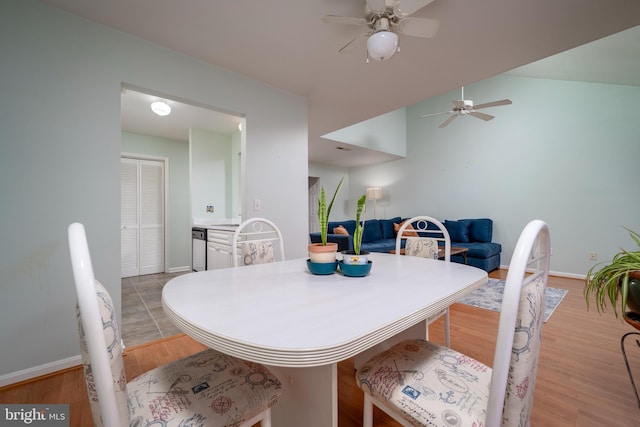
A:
[367,31,398,61]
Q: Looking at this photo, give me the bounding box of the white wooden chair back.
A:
[68,223,128,427]
[485,219,551,426]
[232,217,285,267]
[395,216,452,347]
[395,215,451,261]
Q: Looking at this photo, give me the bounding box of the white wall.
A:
[322,108,407,157]
[308,163,352,221]
[190,128,234,221]
[0,0,308,382]
[349,75,640,277]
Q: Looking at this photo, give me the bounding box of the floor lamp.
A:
[366,187,383,219]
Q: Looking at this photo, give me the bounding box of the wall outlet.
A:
[253,199,262,211]
[589,252,597,261]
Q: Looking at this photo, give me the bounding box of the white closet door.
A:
[121,158,139,278]
[121,157,164,278]
[139,160,164,275]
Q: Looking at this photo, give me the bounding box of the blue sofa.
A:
[309,217,501,272]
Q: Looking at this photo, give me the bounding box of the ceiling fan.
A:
[322,0,440,62]
[420,87,512,128]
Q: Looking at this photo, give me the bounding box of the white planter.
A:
[341,251,369,265]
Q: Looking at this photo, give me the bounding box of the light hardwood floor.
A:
[1,271,639,426]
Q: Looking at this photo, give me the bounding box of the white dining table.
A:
[162,252,487,427]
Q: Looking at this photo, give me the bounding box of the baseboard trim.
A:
[0,355,82,388]
[497,265,585,280]
[168,266,191,273]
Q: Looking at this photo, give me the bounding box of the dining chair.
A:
[357,219,551,427]
[395,215,452,347]
[232,217,285,267]
[68,223,282,427]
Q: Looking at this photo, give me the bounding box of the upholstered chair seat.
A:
[357,339,493,426]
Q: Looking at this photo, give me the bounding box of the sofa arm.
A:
[309,233,353,252]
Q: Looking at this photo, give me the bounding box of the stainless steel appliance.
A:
[192,227,207,272]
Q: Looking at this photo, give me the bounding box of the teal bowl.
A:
[306,259,338,275]
[338,260,372,277]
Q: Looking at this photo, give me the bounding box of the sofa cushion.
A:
[380,217,402,239]
[361,239,397,253]
[361,219,383,243]
[444,220,471,243]
[449,242,502,258]
[456,253,501,272]
[328,220,356,236]
[461,218,493,243]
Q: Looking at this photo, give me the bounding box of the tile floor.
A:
[121,272,188,348]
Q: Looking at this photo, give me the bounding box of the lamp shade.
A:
[366,187,383,200]
[367,31,398,61]
[151,100,171,116]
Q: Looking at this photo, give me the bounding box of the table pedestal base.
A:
[267,320,428,427]
[268,364,337,427]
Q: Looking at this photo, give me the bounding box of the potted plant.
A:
[342,194,369,265]
[585,228,640,319]
[338,194,373,277]
[308,177,344,264]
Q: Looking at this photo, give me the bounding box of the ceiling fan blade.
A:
[396,17,440,38]
[419,111,452,118]
[322,15,368,26]
[473,99,513,110]
[394,0,436,17]
[469,111,495,121]
[439,115,458,128]
[366,0,387,13]
[338,33,369,53]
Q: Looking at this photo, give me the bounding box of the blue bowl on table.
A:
[306,259,338,275]
[338,260,372,277]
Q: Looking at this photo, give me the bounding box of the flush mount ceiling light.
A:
[151,100,171,116]
[367,30,399,61]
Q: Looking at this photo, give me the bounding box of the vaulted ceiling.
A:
[41,0,640,166]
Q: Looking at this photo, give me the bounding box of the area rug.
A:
[459,279,568,322]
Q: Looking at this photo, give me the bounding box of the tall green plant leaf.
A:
[318,177,344,246]
[353,194,366,255]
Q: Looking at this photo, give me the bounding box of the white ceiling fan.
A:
[322,0,439,62]
[420,87,513,128]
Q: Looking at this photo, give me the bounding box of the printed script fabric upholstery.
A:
[356,339,492,426]
[502,275,546,425]
[242,241,276,265]
[128,350,282,427]
[404,237,438,259]
[76,279,129,427]
[77,281,283,427]
[355,275,547,427]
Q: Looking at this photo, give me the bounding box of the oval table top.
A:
[162,252,487,367]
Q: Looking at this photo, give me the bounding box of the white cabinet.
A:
[206,226,238,270]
